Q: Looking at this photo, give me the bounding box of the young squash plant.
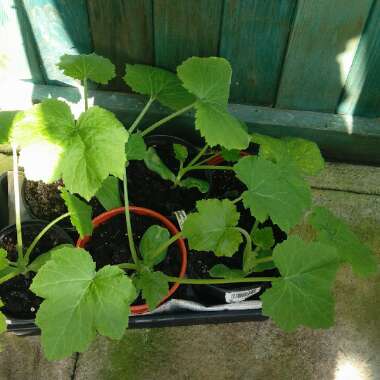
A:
[0,53,377,362]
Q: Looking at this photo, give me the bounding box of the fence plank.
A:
[0,0,44,85]
[88,0,154,91]
[22,0,92,85]
[220,0,296,105]
[276,0,373,113]
[337,0,380,117]
[154,0,223,71]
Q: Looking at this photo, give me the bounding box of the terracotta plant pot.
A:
[76,206,188,314]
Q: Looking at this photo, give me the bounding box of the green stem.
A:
[250,219,260,235]
[141,102,196,137]
[118,262,137,270]
[151,232,182,260]
[129,97,154,134]
[165,275,274,285]
[232,195,243,204]
[236,227,252,250]
[12,144,23,265]
[187,144,209,168]
[196,153,220,166]
[83,78,88,111]
[123,169,140,268]
[254,256,274,265]
[181,165,233,175]
[0,270,21,286]
[24,212,70,265]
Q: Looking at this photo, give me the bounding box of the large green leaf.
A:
[123,64,195,110]
[125,133,148,161]
[234,156,311,232]
[144,147,176,182]
[15,100,128,200]
[139,225,170,267]
[309,207,378,277]
[182,199,242,257]
[251,133,324,176]
[57,53,116,84]
[0,301,6,334]
[261,236,340,331]
[134,269,169,311]
[177,57,250,150]
[96,176,122,210]
[0,111,18,144]
[61,188,93,238]
[31,247,136,360]
[0,249,9,271]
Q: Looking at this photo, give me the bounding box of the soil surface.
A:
[0,222,72,319]
[85,214,183,303]
[127,139,209,216]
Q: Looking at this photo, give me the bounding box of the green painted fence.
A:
[1,0,380,163]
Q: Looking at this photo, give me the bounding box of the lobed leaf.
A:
[177,57,250,150]
[209,264,245,279]
[309,207,378,277]
[123,64,195,110]
[261,236,340,331]
[134,269,169,310]
[61,188,93,238]
[182,199,242,257]
[96,176,122,211]
[251,133,324,176]
[31,247,136,360]
[57,53,116,84]
[125,133,148,161]
[251,227,275,249]
[144,147,176,182]
[139,225,170,267]
[234,156,311,232]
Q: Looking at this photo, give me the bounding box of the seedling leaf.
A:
[252,227,275,249]
[209,264,245,279]
[31,247,136,360]
[140,225,171,267]
[179,177,209,193]
[234,156,311,232]
[182,199,242,257]
[261,236,340,331]
[61,188,93,238]
[125,133,148,161]
[96,176,122,210]
[173,143,188,162]
[177,57,250,150]
[134,269,169,310]
[309,207,378,277]
[57,53,116,84]
[144,147,176,182]
[123,64,195,110]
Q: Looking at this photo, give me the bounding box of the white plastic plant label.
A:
[225,287,262,304]
[174,209,187,230]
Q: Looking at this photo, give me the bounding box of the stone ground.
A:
[0,160,379,380]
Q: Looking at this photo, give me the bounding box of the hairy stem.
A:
[165,275,275,285]
[141,103,196,137]
[123,169,140,268]
[187,144,209,168]
[181,165,233,175]
[232,195,243,204]
[118,262,137,270]
[196,153,220,166]
[250,219,260,235]
[129,97,154,134]
[83,78,88,111]
[0,270,21,286]
[151,232,182,259]
[236,227,252,251]
[24,212,71,265]
[12,144,23,266]
[254,255,274,265]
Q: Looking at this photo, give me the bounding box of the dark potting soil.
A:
[23,179,106,223]
[0,223,72,319]
[85,214,183,302]
[127,141,208,216]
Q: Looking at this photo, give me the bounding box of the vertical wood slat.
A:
[88,0,154,91]
[0,0,44,85]
[154,0,223,71]
[22,0,92,85]
[220,0,296,106]
[276,0,373,113]
[337,0,380,117]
